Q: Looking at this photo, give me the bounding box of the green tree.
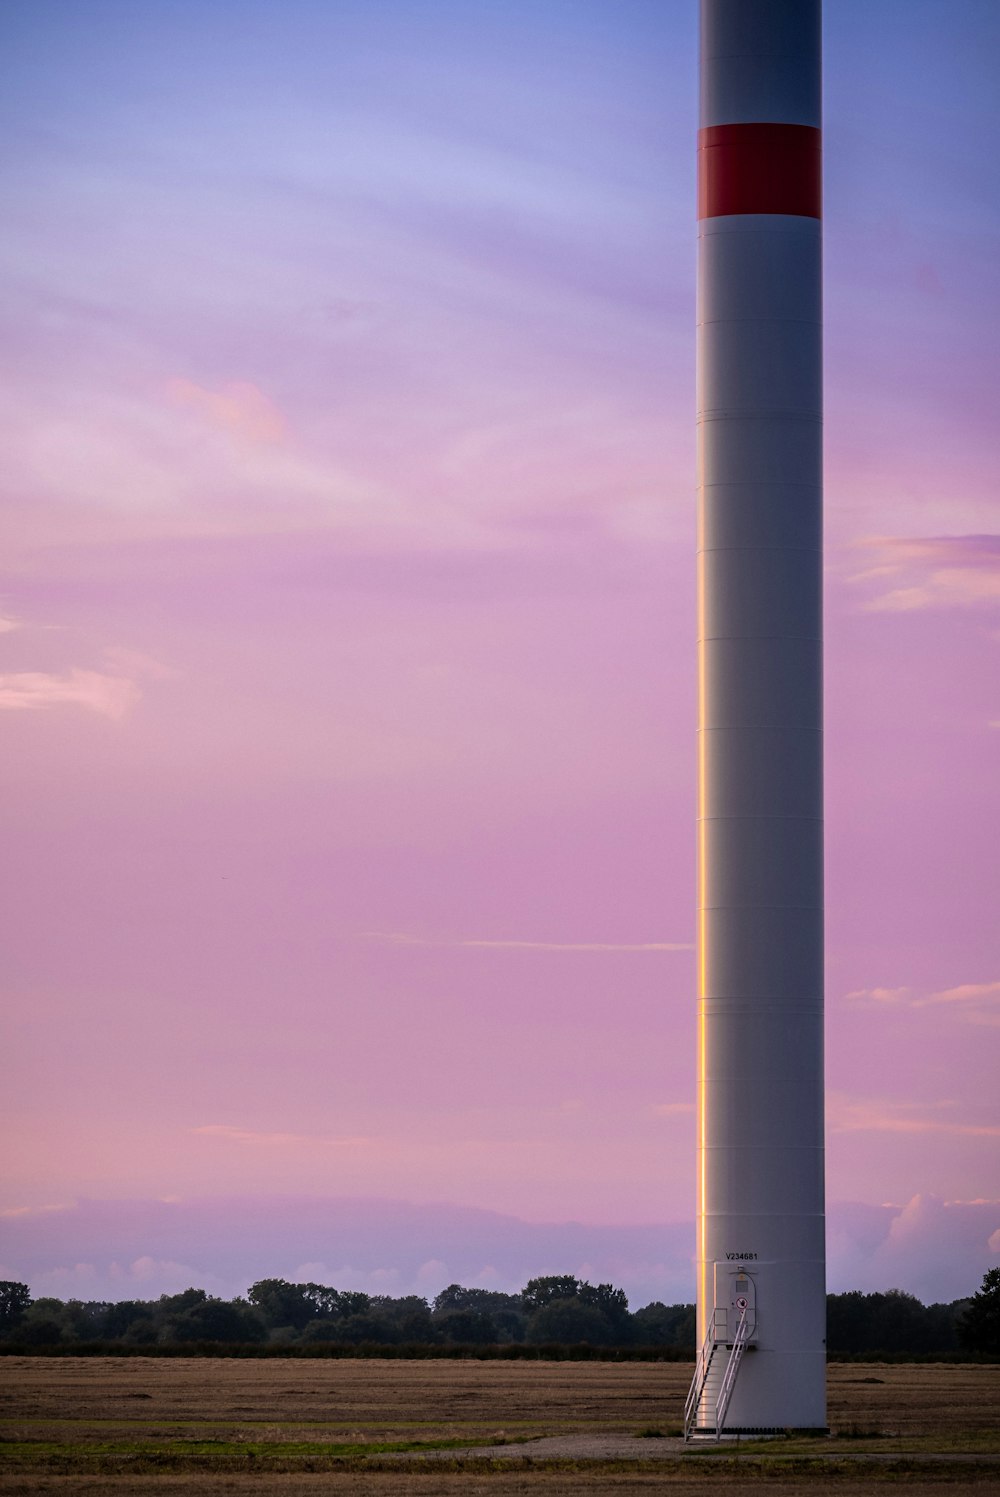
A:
[521,1276,580,1312]
[338,1312,394,1346]
[247,1279,319,1331]
[826,1290,869,1354]
[157,1288,207,1314]
[164,1296,266,1344]
[372,1295,436,1344]
[526,1297,613,1346]
[632,1301,696,1348]
[827,1289,928,1355]
[122,1314,158,1345]
[959,1267,1000,1356]
[579,1281,631,1336]
[299,1320,344,1344]
[433,1284,519,1315]
[100,1300,156,1340]
[871,1289,927,1354]
[521,1276,630,1344]
[436,1308,497,1345]
[17,1298,70,1345]
[301,1284,371,1320]
[431,1285,525,1343]
[332,1290,372,1320]
[0,1281,31,1335]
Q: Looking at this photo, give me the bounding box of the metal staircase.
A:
[684,1304,751,1440]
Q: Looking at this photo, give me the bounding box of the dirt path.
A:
[396,1432,1000,1463]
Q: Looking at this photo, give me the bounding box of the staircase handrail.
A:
[683,1309,720,1439]
[714,1303,750,1438]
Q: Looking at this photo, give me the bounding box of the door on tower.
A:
[714,1263,757,1344]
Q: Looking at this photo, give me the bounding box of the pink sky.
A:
[1,0,998,1304]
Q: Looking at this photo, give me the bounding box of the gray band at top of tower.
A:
[701,0,821,129]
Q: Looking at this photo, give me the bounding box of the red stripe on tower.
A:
[698,123,821,220]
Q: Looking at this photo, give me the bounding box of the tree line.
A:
[1,1268,997,1357]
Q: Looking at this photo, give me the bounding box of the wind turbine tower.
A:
[687,0,826,1436]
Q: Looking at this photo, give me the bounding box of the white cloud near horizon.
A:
[3,1193,998,1306]
[32,1255,234,1300]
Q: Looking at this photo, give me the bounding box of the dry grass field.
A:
[1,1357,998,1495]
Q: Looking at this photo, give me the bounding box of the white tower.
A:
[688,0,826,1435]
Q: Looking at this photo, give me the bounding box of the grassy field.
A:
[1,1357,997,1494]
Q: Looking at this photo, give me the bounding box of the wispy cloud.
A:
[849,534,1000,612]
[166,378,287,445]
[191,1125,373,1148]
[651,1102,695,1118]
[845,986,911,1005]
[364,932,692,952]
[0,1202,71,1220]
[0,614,22,634]
[0,648,174,720]
[828,1092,1000,1138]
[0,668,140,719]
[918,981,1000,1026]
[845,980,1000,1026]
[923,981,1000,1006]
